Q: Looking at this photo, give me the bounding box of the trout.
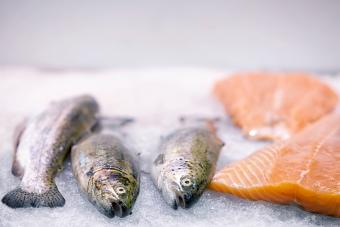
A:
[71,133,140,218]
[2,95,99,208]
[151,121,224,209]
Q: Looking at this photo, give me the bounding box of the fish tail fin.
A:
[92,116,135,132]
[1,185,65,208]
[179,116,225,147]
[179,116,221,133]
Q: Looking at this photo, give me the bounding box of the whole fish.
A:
[151,121,224,209]
[71,133,140,218]
[2,95,99,208]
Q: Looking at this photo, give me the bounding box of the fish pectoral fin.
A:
[2,184,65,208]
[12,118,28,177]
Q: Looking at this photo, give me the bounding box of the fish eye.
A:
[116,186,126,195]
[181,178,192,187]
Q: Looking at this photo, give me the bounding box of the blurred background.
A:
[0,0,339,72]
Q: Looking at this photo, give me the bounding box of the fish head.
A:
[90,169,139,218]
[160,161,208,209]
[175,174,203,209]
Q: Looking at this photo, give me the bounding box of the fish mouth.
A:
[174,192,197,209]
[103,201,130,218]
[111,201,129,218]
[176,194,186,208]
[175,192,194,209]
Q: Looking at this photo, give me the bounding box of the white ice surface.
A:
[0,68,339,227]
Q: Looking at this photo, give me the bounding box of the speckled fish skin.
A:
[71,134,140,218]
[2,95,99,208]
[151,126,224,209]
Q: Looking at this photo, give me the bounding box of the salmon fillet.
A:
[214,72,338,141]
[210,112,340,217]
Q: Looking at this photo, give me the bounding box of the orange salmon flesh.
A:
[214,72,338,141]
[210,112,340,217]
